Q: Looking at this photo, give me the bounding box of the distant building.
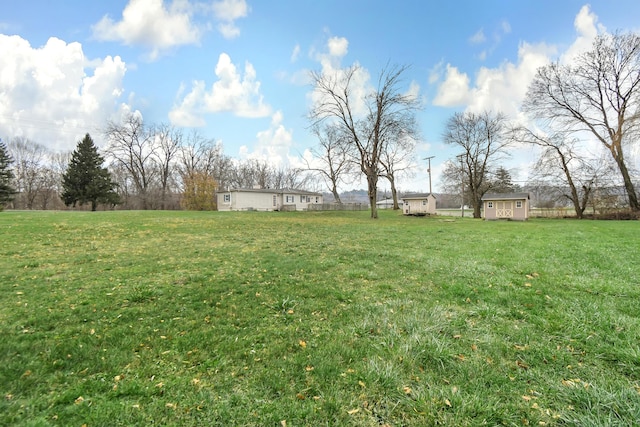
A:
[402,193,437,216]
[217,188,323,211]
[481,193,530,220]
[376,198,396,209]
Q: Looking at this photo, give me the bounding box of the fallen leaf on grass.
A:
[444,398,452,407]
[299,340,307,349]
[403,386,412,395]
[165,403,177,409]
[347,408,360,415]
[296,393,305,400]
[74,396,84,404]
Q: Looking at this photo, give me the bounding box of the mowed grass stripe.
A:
[1,210,639,426]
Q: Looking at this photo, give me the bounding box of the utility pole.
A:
[456,154,465,218]
[423,156,435,195]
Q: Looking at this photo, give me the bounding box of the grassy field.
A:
[1,210,639,426]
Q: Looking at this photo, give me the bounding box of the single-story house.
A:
[402,193,437,216]
[217,188,323,212]
[481,192,530,221]
[376,198,396,209]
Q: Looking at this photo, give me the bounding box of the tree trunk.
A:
[612,149,639,210]
[472,193,482,218]
[367,172,378,219]
[331,182,342,204]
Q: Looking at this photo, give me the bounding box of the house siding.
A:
[217,189,322,211]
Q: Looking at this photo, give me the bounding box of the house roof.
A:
[401,193,436,200]
[481,192,530,201]
[226,188,322,196]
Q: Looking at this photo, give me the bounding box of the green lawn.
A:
[1,210,639,426]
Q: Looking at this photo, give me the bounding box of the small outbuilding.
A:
[402,193,437,216]
[481,192,530,221]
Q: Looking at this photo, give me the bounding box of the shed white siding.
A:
[402,193,436,215]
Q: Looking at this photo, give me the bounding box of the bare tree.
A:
[151,124,182,209]
[104,114,156,209]
[309,64,420,218]
[305,123,354,204]
[379,130,418,210]
[443,111,509,218]
[523,32,640,211]
[513,127,602,218]
[272,166,311,190]
[7,137,49,209]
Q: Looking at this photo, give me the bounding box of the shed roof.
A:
[401,193,436,200]
[481,192,530,201]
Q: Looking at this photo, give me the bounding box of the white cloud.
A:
[465,41,556,117]
[92,0,250,59]
[561,4,605,63]
[501,20,512,34]
[0,34,131,152]
[469,29,486,44]
[327,36,348,57]
[307,35,372,118]
[432,64,472,107]
[92,0,202,60]
[433,4,608,116]
[290,44,301,63]
[212,0,249,39]
[169,52,271,126]
[239,111,295,167]
[428,60,444,84]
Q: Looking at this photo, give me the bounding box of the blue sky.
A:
[1,0,639,192]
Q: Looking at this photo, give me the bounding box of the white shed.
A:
[402,193,437,216]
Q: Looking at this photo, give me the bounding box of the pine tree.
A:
[492,167,519,193]
[61,134,119,211]
[0,140,16,210]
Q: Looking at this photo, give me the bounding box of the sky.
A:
[1,0,640,193]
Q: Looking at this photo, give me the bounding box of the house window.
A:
[223,194,230,202]
[488,201,493,208]
[300,195,305,202]
[516,200,523,208]
[273,195,277,206]
[315,196,319,203]
[286,195,294,203]
[422,200,427,206]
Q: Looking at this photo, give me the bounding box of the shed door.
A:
[496,201,513,218]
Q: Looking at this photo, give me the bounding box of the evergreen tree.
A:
[491,167,519,193]
[61,134,119,211]
[0,140,16,210]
